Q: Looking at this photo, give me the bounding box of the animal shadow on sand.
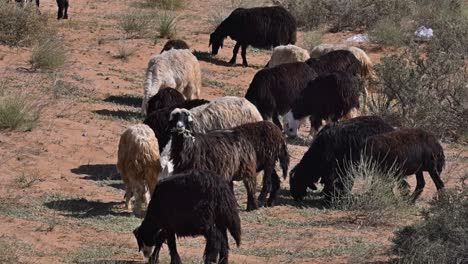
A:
[71,164,124,191]
[103,95,142,108]
[193,50,250,68]
[80,261,144,264]
[273,188,328,209]
[44,198,131,218]
[93,109,144,122]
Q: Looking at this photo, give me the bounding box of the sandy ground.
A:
[0,0,467,263]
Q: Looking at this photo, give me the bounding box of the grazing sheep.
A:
[289,116,395,202]
[144,98,210,150]
[56,0,68,19]
[364,128,445,202]
[134,170,241,264]
[160,39,190,54]
[284,71,361,137]
[310,44,375,79]
[146,88,185,115]
[209,6,297,67]
[245,62,317,129]
[142,49,202,114]
[168,112,259,210]
[266,44,310,68]
[117,124,161,218]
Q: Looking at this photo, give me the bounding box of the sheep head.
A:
[169,108,193,132]
[209,32,224,55]
[133,226,158,260]
[283,111,307,138]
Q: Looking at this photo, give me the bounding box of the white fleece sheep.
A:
[117,124,161,218]
[267,44,310,68]
[159,96,263,179]
[142,49,202,114]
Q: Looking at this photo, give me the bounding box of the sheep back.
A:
[267,44,310,68]
[146,88,185,115]
[160,39,190,54]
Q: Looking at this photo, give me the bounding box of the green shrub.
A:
[284,0,329,29]
[392,179,468,264]
[0,0,48,46]
[331,155,412,226]
[158,12,177,38]
[369,17,409,47]
[30,35,66,71]
[117,10,154,38]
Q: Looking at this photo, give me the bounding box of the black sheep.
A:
[144,99,210,149]
[146,88,185,115]
[364,128,445,202]
[245,62,317,129]
[305,50,366,77]
[289,116,395,202]
[284,71,361,137]
[134,170,241,264]
[56,0,68,19]
[160,39,190,54]
[209,6,297,67]
[168,110,289,210]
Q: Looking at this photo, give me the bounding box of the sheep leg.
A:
[203,227,222,264]
[149,232,166,264]
[266,170,281,207]
[218,229,229,264]
[167,233,182,264]
[241,44,248,67]
[124,189,133,211]
[411,172,426,202]
[56,0,63,19]
[63,0,68,19]
[258,166,273,207]
[133,182,147,218]
[243,178,258,211]
[428,168,445,191]
[228,43,241,65]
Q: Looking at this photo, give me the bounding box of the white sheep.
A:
[117,124,161,218]
[158,96,263,179]
[267,44,310,68]
[142,49,202,114]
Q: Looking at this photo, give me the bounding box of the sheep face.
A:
[283,111,305,138]
[169,108,193,131]
[209,33,224,55]
[289,167,307,201]
[133,227,157,260]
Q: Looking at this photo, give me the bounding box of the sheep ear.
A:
[187,115,193,122]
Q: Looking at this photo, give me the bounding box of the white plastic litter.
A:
[345,34,370,43]
[415,26,434,40]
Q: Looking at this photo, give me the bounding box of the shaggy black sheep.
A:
[168,110,289,210]
[245,62,317,129]
[284,71,361,137]
[364,128,445,202]
[209,6,297,67]
[160,39,190,54]
[289,116,395,202]
[146,88,185,115]
[134,170,241,264]
[144,99,210,149]
[305,50,366,77]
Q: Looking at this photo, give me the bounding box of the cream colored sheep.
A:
[267,44,310,68]
[142,49,202,114]
[117,124,161,218]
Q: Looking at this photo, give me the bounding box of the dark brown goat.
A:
[209,6,296,67]
[364,128,445,202]
[146,88,185,115]
[160,39,190,54]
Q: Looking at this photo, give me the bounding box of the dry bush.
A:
[392,177,468,264]
[331,155,412,226]
[114,42,136,61]
[30,35,66,71]
[0,0,48,46]
[158,12,178,38]
[117,10,155,38]
[146,0,185,10]
[369,17,410,47]
[301,31,322,51]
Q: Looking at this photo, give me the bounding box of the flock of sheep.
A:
[113,5,446,264]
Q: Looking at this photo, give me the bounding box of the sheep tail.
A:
[227,212,242,247]
[279,141,290,180]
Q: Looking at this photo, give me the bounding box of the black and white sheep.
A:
[160,39,190,54]
[245,62,317,129]
[142,49,202,114]
[283,71,361,137]
[363,128,445,201]
[146,88,185,115]
[134,170,241,264]
[289,116,395,202]
[144,98,210,150]
[209,6,297,67]
[168,110,288,210]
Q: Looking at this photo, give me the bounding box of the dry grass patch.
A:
[30,35,66,71]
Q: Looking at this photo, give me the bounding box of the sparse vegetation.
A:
[301,30,322,51]
[0,94,41,131]
[117,10,155,38]
[392,178,468,264]
[146,0,185,10]
[0,0,48,46]
[114,42,136,61]
[0,236,20,263]
[14,171,40,189]
[158,12,178,38]
[369,17,409,47]
[331,155,412,226]
[30,35,66,71]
